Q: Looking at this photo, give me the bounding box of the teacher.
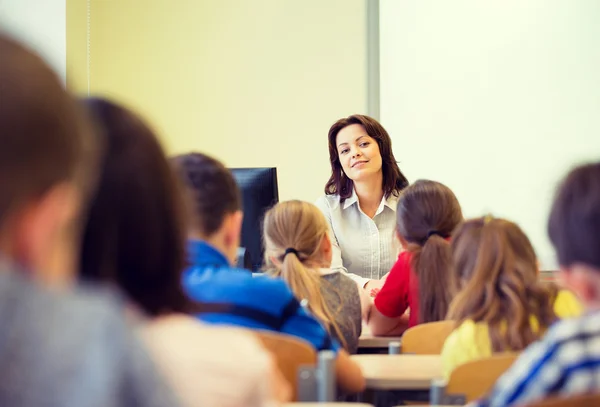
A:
[316,114,409,291]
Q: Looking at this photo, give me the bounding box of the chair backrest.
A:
[401,320,455,354]
[445,352,519,403]
[521,393,600,407]
[255,330,317,401]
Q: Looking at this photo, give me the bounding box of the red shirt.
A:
[373,251,420,328]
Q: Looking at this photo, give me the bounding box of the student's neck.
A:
[0,236,44,280]
[585,302,600,313]
[583,279,600,313]
[354,174,384,219]
[569,264,600,314]
[189,231,232,266]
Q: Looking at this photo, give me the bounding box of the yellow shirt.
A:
[441,289,582,378]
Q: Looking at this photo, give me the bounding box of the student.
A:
[79,98,290,407]
[316,114,409,291]
[369,180,463,335]
[263,200,370,354]
[442,217,581,378]
[0,35,179,406]
[470,163,600,407]
[172,152,366,393]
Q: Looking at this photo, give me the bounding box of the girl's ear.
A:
[396,230,408,249]
[321,233,332,255]
[269,256,281,267]
[319,233,333,267]
[230,210,243,243]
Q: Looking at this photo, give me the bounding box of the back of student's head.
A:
[171,152,243,264]
[80,98,190,317]
[448,217,557,352]
[548,162,600,271]
[263,200,346,348]
[396,179,463,323]
[172,153,241,236]
[0,35,97,283]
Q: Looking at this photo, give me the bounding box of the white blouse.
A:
[315,189,400,287]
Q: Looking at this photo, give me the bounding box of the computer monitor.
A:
[229,167,279,271]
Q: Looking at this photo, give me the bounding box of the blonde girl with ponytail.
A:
[263,200,366,391]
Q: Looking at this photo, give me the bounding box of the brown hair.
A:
[324,114,408,201]
[263,200,346,349]
[448,217,558,352]
[0,35,97,230]
[80,98,190,317]
[396,180,463,323]
[171,153,241,237]
[548,162,600,270]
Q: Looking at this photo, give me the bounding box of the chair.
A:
[431,352,519,404]
[255,330,317,401]
[521,393,600,407]
[401,321,455,354]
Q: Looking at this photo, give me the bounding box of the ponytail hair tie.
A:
[420,230,448,245]
[283,248,298,258]
[426,230,443,239]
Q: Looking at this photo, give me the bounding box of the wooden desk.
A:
[358,324,403,349]
[351,354,442,391]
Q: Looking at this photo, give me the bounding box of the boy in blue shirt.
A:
[471,162,600,406]
[172,152,365,393]
[185,238,336,351]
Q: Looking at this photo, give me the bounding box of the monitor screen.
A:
[229,167,278,271]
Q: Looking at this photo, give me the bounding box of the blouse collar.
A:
[342,188,399,216]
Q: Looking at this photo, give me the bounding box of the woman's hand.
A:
[364,279,385,297]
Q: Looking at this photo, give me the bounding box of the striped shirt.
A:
[315,189,400,286]
[471,310,600,407]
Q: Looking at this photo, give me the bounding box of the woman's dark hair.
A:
[80,98,190,317]
[396,180,463,323]
[548,162,600,270]
[324,114,408,201]
[171,152,241,237]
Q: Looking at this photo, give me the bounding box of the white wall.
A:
[380,0,600,268]
[0,0,66,81]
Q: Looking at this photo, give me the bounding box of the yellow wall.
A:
[66,0,368,202]
[66,0,86,90]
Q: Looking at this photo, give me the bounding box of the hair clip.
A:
[483,213,494,224]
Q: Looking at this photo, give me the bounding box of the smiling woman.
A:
[316,115,409,291]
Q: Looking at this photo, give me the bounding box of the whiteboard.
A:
[380,0,600,269]
[0,0,66,82]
